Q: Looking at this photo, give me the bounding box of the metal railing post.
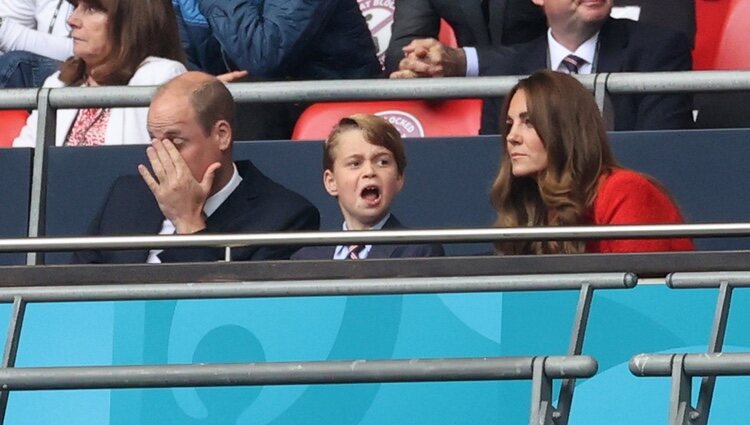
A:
[26,88,56,265]
[529,357,554,425]
[554,283,595,425]
[0,296,27,424]
[693,281,733,425]
[669,354,694,425]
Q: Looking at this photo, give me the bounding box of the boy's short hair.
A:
[323,114,407,175]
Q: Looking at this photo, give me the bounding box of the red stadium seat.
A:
[438,19,458,48]
[711,0,750,69]
[693,0,732,70]
[0,109,29,147]
[292,99,483,140]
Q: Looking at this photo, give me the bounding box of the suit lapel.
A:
[487,0,508,45]
[594,19,626,72]
[114,182,163,263]
[519,36,548,74]
[459,0,491,45]
[367,215,403,259]
[204,161,261,232]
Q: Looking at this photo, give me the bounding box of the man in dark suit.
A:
[74,72,319,264]
[613,0,695,47]
[393,0,693,132]
[384,0,547,73]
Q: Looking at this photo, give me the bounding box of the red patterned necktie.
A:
[347,245,364,260]
[561,54,587,74]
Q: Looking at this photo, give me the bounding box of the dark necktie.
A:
[561,54,587,74]
[347,245,365,260]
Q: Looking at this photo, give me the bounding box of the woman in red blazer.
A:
[489,70,694,254]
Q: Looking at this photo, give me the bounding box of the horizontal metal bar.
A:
[667,272,750,289]
[6,71,750,112]
[0,355,597,390]
[630,353,750,377]
[0,273,635,302]
[47,85,156,108]
[0,88,39,109]
[40,75,567,108]
[605,71,750,94]
[11,71,750,110]
[1,223,748,253]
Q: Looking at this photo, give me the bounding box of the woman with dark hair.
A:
[13,0,186,147]
[490,70,694,254]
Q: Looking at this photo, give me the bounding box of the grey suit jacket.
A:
[290,215,445,260]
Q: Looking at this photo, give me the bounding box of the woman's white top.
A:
[12,56,187,147]
[0,0,74,61]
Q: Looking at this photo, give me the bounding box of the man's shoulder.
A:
[101,174,153,209]
[236,160,317,212]
[602,17,688,47]
[290,245,335,261]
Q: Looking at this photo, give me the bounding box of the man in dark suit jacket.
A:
[291,214,443,260]
[480,17,693,133]
[393,0,693,132]
[384,0,547,73]
[74,72,319,264]
[613,0,695,47]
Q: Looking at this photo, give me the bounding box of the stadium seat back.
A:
[291,99,482,140]
[693,0,732,70]
[712,0,750,70]
[0,109,29,147]
[438,19,458,48]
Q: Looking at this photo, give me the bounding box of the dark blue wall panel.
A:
[0,148,31,265]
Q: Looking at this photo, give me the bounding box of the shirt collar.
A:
[341,213,392,231]
[547,29,599,73]
[203,163,241,217]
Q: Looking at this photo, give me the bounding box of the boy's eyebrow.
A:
[342,153,364,159]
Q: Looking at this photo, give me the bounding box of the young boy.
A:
[292,114,444,260]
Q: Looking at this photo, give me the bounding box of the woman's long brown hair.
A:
[489,70,619,254]
[60,0,185,86]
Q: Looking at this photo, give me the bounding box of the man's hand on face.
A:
[389,38,466,79]
[138,139,221,234]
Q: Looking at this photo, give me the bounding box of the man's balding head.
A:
[153,71,236,136]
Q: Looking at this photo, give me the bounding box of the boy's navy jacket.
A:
[291,215,445,260]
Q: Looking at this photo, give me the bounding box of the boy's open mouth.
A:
[361,185,381,204]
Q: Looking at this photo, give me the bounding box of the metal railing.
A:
[1,222,749,264]
[0,271,636,425]
[629,272,750,425]
[7,69,750,264]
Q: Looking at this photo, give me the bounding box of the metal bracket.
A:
[669,354,697,425]
[593,73,615,131]
[530,357,554,425]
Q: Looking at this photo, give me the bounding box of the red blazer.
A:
[586,169,695,253]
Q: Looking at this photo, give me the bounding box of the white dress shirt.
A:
[147,163,242,263]
[547,29,599,74]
